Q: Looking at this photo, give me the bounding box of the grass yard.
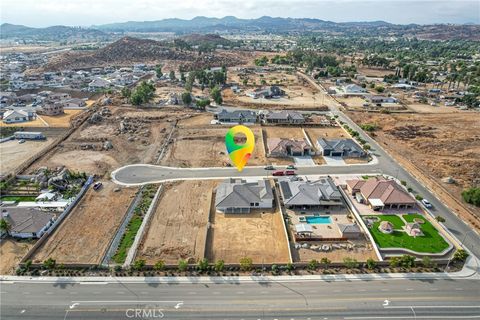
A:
[366,214,449,253]
[0,196,38,202]
[112,214,143,264]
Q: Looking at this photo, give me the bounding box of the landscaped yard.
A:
[365,214,450,253]
[0,196,38,202]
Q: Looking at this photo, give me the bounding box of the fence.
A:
[20,175,94,264]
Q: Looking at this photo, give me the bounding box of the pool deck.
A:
[287,207,352,238]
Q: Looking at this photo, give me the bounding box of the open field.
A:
[161,126,266,167]
[263,126,305,139]
[347,111,480,230]
[364,214,449,253]
[31,181,137,264]
[304,127,349,143]
[28,106,186,176]
[0,239,34,275]
[137,180,216,264]
[0,132,62,175]
[206,199,290,264]
[357,67,396,77]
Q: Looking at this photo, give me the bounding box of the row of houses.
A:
[266,137,365,158]
[216,109,305,124]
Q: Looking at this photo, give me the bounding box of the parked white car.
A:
[421,199,433,208]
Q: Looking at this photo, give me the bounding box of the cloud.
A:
[0,0,478,27]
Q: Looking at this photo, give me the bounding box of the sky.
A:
[0,0,478,27]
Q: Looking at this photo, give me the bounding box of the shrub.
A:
[400,180,407,186]
[453,249,469,262]
[320,257,331,268]
[366,258,377,270]
[462,187,480,206]
[154,260,165,271]
[421,256,435,268]
[399,255,415,268]
[178,259,188,272]
[307,259,319,270]
[43,258,56,270]
[375,85,385,93]
[132,259,146,271]
[415,195,424,201]
[343,258,359,269]
[215,260,225,272]
[435,216,446,223]
[197,258,209,272]
[239,257,253,271]
[285,262,294,272]
[389,257,400,268]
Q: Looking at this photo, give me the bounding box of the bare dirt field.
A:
[31,181,137,264]
[264,127,305,139]
[161,126,266,167]
[347,111,480,230]
[137,180,216,264]
[29,106,187,176]
[304,127,349,147]
[357,67,395,77]
[206,206,290,264]
[0,130,64,175]
[177,113,213,128]
[0,239,34,275]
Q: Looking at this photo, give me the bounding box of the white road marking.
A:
[20,310,26,314]
[46,292,53,295]
[406,288,413,291]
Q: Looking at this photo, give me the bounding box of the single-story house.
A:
[278,177,343,209]
[267,138,312,157]
[215,178,274,213]
[39,102,64,116]
[88,78,111,91]
[246,86,285,99]
[2,109,36,123]
[337,223,362,239]
[368,95,398,104]
[216,109,257,123]
[346,177,416,210]
[14,131,45,140]
[63,98,86,108]
[1,208,55,239]
[265,110,305,124]
[316,138,365,157]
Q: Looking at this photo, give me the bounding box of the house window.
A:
[250,203,254,206]
[255,203,259,206]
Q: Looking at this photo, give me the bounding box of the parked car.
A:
[264,165,275,170]
[286,165,297,170]
[272,170,285,176]
[18,139,25,144]
[285,170,296,176]
[93,182,103,191]
[421,199,433,208]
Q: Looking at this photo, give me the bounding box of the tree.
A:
[169,70,176,81]
[215,259,225,272]
[320,257,331,269]
[307,259,319,270]
[375,85,385,93]
[343,258,359,269]
[435,216,446,223]
[155,65,163,78]
[0,218,11,235]
[242,78,248,86]
[197,258,209,272]
[196,99,210,110]
[181,92,192,105]
[178,259,188,272]
[130,81,155,106]
[121,87,131,99]
[210,86,223,105]
[132,259,146,271]
[366,258,377,270]
[43,258,56,270]
[239,257,253,271]
[153,260,165,271]
[453,249,469,262]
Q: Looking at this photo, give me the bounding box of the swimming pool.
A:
[305,216,332,224]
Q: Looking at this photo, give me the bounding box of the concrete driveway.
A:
[293,156,316,166]
[323,156,346,166]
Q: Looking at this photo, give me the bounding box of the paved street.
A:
[1,278,479,319]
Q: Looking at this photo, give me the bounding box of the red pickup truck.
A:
[285,170,296,176]
[272,170,285,176]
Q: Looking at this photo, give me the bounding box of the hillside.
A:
[0,23,107,41]
[37,36,247,71]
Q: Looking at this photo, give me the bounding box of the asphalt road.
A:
[1,278,479,319]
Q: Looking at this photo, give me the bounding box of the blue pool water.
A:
[305,216,332,224]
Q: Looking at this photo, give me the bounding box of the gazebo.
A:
[379,221,394,234]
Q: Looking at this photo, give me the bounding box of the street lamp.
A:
[444,230,475,272]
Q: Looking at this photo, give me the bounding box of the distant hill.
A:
[178,34,234,47]
[0,23,107,41]
[38,36,248,71]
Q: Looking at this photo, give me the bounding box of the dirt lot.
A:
[161,126,266,167]
[357,67,396,77]
[304,127,349,144]
[137,180,216,264]
[206,204,290,264]
[347,111,480,230]
[264,127,305,139]
[31,181,137,264]
[29,106,187,176]
[0,239,34,275]
[0,129,65,175]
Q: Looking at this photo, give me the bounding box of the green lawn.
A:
[365,215,405,229]
[366,214,450,253]
[0,196,37,202]
[112,214,143,264]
